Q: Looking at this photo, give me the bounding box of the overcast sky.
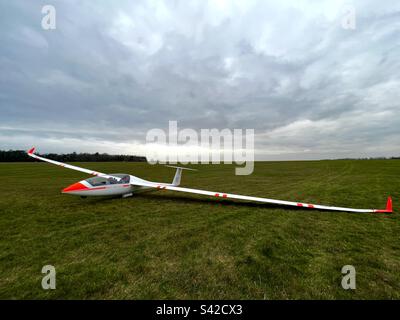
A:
[1,0,399,160]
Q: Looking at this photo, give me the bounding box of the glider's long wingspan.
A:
[27,147,120,180]
[133,182,392,214]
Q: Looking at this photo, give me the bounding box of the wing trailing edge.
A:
[132,181,393,214]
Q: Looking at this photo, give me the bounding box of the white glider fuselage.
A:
[62,175,168,197]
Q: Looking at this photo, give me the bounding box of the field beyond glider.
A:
[0,160,399,299]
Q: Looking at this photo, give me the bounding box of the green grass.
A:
[0,160,399,299]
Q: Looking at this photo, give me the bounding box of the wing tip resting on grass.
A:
[374,196,393,214]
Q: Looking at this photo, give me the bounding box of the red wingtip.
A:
[27,147,35,155]
[386,196,393,213]
[374,196,393,213]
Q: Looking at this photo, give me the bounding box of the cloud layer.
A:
[1,0,399,159]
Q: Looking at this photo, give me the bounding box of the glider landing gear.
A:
[122,193,133,198]
[80,196,87,199]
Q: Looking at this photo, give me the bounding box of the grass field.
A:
[0,160,399,299]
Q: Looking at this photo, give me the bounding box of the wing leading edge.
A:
[132,181,392,214]
[27,147,121,180]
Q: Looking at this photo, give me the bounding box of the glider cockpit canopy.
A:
[85,174,130,186]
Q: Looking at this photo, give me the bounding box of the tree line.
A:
[0,150,147,162]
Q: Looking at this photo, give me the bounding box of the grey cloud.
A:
[0,0,399,159]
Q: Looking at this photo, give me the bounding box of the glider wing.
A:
[132,181,392,213]
[26,147,121,180]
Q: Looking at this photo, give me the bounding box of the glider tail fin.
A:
[165,165,197,186]
[172,168,183,186]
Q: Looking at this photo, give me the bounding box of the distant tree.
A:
[0,150,147,162]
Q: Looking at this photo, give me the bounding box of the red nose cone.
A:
[62,182,89,193]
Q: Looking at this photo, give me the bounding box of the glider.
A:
[27,147,392,214]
